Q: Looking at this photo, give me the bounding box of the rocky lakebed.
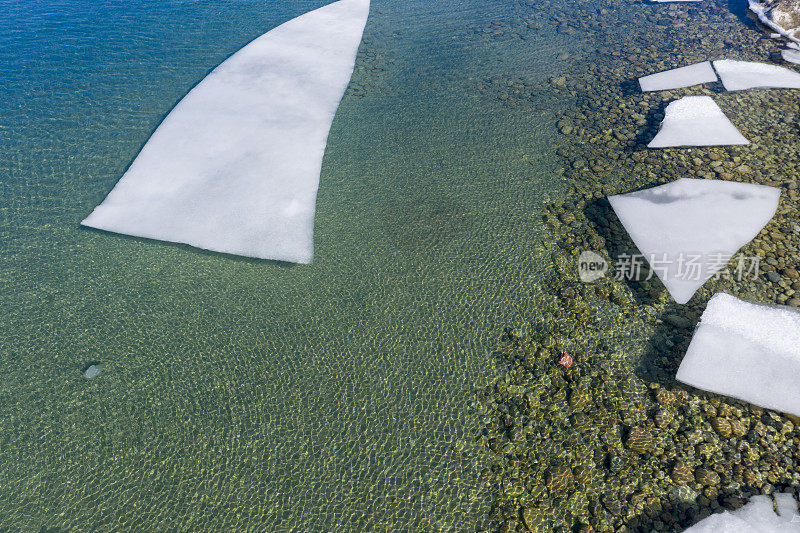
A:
[474,0,800,530]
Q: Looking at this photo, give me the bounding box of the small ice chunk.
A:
[83,364,104,380]
[783,48,800,63]
[648,96,749,148]
[677,293,800,416]
[638,62,718,91]
[684,494,800,532]
[81,0,371,263]
[775,493,800,521]
[713,59,800,90]
[608,179,780,304]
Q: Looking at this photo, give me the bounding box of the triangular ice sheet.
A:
[648,96,749,148]
[82,0,371,263]
[713,59,800,90]
[684,493,800,532]
[608,179,780,304]
[677,293,800,417]
[638,62,718,91]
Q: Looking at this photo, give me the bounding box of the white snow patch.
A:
[81,0,371,263]
[684,493,800,532]
[608,179,780,304]
[677,293,800,417]
[639,62,718,91]
[713,59,800,90]
[648,96,749,148]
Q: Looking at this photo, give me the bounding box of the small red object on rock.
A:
[558,352,574,368]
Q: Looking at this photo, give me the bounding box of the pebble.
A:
[625,426,653,454]
[654,408,673,428]
[694,467,721,486]
[711,417,733,438]
[83,364,103,380]
[664,314,692,329]
[655,388,675,406]
[671,462,694,484]
[546,465,574,492]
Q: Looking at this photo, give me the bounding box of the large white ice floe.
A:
[638,62,718,91]
[81,0,371,263]
[677,293,800,417]
[647,96,749,148]
[608,179,780,304]
[713,59,800,90]
[749,0,800,43]
[684,493,800,532]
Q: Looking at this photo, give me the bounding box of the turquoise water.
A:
[0,0,580,529]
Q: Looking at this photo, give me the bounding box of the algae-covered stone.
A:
[571,411,592,432]
[626,426,653,454]
[573,464,592,484]
[546,465,574,493]
[655,388,675,406]
[711,417,733,438]
[522,506,547,531]
[694,467,721,486]
[665,314,692,329]
[568,387,591,410]
[671,462,694,484]
[654,408,674,428]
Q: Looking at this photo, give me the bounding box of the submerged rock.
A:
[694,467,721,486]
[626,426,653,453]
[671,462,695,484]
[545,465,574,492]
[711,417,733,438]
[83,363,103,380]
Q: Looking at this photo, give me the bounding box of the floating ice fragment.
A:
[684,493,800,532]
[608,179,780,304]
[783,48,800,63]
[81,0,371,263]
[638,62,718,91]
[647,96,749,148]
[677,293,800,416]
[713,59,800,90]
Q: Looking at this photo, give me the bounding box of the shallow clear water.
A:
[0,0,580,529]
